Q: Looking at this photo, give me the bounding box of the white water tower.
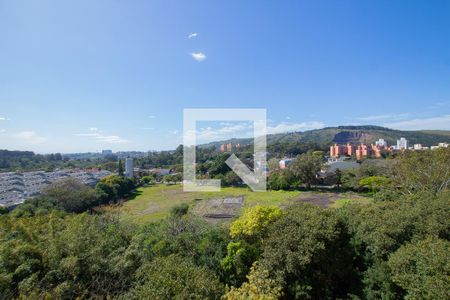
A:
[125,158,134,178]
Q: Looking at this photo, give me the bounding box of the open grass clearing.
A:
[112,184,373,224]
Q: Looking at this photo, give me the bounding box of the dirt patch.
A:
[192,196,244,223]
[294,193,342,208]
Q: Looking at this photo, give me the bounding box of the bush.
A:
[388,237,450,299]
[42,178,98,213]
[96,174,135,202]
[120,255,224,300]
[224,263,283,300]
[260,204,359,299]
[229,205,282,240]
[170,203,189,217]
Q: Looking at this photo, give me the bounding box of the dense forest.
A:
[0,148,448,299]
[0,150,118,172]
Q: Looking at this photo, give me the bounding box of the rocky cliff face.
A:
[332,131,375,144]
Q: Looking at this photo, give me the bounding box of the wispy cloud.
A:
[188,32,199,39]
[196,123,252,142]
[0,117,8,121]
[14,131,48,144]
[75,133,98,137]
[383,115,450,130]
[266,121,325,134]
[191,52,206,62]
[357,113,410,121]
[141,127,155,130]
[148,115,156,119]
[190,121,325,143]
[96,135,128,144]
[74,128,129,144]
[0,129,6,133]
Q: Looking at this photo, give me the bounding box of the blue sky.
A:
[1,0,449,153]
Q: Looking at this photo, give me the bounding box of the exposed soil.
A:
[294,193,342,208]
[192,196,244,223]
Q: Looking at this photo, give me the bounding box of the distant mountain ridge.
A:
[201,125,450,149]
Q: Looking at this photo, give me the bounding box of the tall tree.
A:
[390,147,450,195]
[118,159,124,176]
[291,151,324,189]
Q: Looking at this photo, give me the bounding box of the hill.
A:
[201,125,450,150]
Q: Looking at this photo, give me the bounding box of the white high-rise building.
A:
[375,138,387,147]
[396,137,409,150]
[125,158,134,178]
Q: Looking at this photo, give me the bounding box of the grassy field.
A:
[113,184,372,224]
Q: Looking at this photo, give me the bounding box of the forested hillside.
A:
[202,125,450,152]
[0,150,118,172]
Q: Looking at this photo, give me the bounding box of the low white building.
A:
[396,137,409,150]
[375,138,387,147]
[279,158,294,169]
[149,168,171,176]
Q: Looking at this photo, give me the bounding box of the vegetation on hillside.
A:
[0,150,119,172]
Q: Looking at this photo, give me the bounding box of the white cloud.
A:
[188,32,199,39]
[96,135,128,144]
[14,131,48,144]
[75,120,322,148]
[148,115,156,119]
[0,129,6,133]
[196,123,252,142]
[266,121,325,135]
[383,115,450,130]
[74,133,98,137]
[74,128,129,144]
[191,52,206,62]
[191,121,325,143]
[0,117,8,121]
[357,113,410,121]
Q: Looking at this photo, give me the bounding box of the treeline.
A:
[1,140,323,175]
[0,150,118,172]
[135,141,324,171]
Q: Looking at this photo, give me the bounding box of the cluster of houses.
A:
[330,138,449,160]
[0,169,111,208]
[219,143,241,152]
[330,142,386,160]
